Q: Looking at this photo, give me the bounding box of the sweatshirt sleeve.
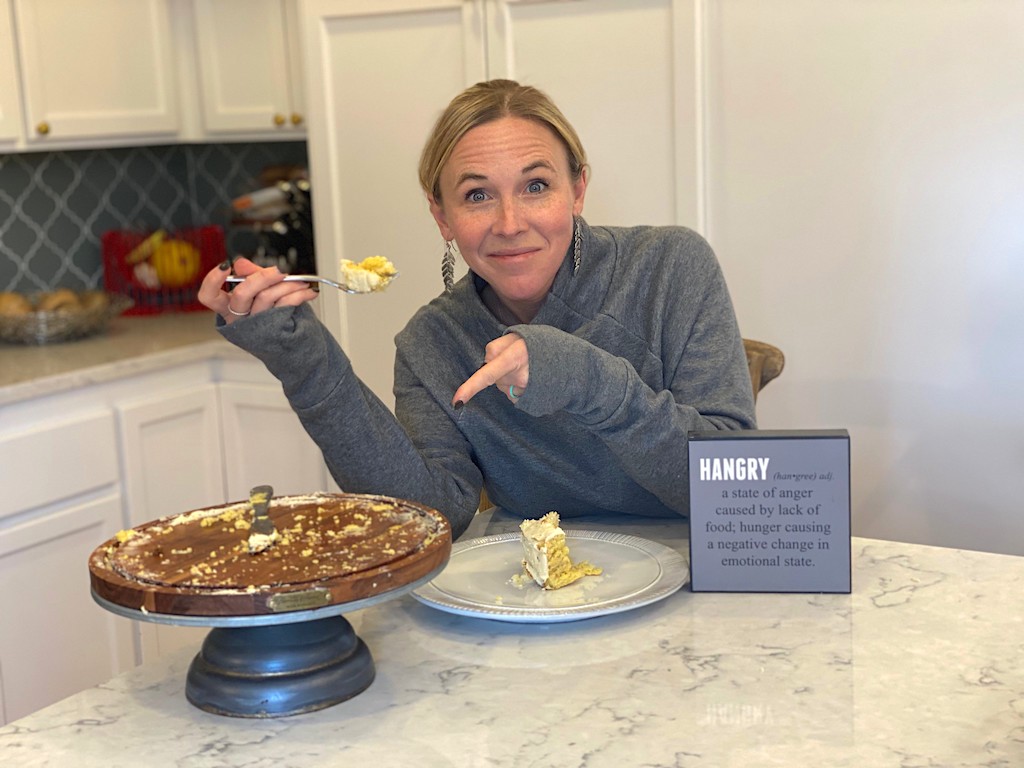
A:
[218,304,481,536]
[506,235,755,515]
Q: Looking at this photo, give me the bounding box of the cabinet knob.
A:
[273,113,286,127]
[290,113,303,127]
[36,121,50,136]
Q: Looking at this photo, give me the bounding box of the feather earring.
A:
[572,216,582,275]
[442,240,456,293]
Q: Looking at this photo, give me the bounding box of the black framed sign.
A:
[687,430,851,593]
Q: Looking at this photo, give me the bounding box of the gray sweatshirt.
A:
[220,219,756,539]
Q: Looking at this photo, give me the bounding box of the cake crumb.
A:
[115,529,137,544]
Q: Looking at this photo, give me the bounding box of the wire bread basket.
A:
[0,293,133,345]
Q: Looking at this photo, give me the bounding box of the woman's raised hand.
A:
[198,257,319,324]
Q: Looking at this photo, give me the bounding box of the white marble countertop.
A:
[1,511,1021,767]
[0,312,237,406]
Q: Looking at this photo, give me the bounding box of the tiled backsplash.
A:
[0,141,308,293]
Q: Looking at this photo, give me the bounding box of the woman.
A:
[199,79,755,539]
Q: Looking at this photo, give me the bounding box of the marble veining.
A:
[1,513,1021,767]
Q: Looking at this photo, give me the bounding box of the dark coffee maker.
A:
[230,167,315,275]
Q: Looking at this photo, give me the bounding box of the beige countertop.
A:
[0,311,241,406]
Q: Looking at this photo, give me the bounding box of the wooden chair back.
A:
[743,338,785,402]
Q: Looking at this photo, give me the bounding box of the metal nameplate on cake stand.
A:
[92,566,444,718]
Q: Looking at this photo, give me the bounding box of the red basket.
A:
[102,226,226,315]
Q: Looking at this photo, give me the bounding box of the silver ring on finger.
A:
[227,304,250,317]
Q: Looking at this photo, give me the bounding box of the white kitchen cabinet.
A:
[115,372,329,664]
[117,383,228,670]
[117,383,226,528]
[0,350,331,721]
[300,0,696,405]
[0,494,135,725]
[192,0,306,136]
[109,359,331,521]
[12,0,179,148]
[219,381,329,500]
[5,0,311,150]
[0,0,23,145]
[0,410,134,725]
[0,409,119,520]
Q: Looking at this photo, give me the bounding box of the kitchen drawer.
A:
[0,410,118,520]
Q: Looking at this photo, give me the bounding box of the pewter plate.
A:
[411,531,689,623]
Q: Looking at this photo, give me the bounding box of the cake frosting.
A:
[247,529,279,554]
[519,512,601,590]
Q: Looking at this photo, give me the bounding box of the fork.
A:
[226,274,363,294]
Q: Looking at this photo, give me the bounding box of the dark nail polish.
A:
[453,400,464,411]
[218,260,231,270]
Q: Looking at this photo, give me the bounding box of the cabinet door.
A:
[13,0,179,146]
[487,0,696,229]
[0,494,135,725]
[219,382,329,500]
[0,410,119,520]
[192,0,304,135]
[117,384,226,526]
[116,384,225,664]
[0,0,22,145]
[300,0,487,405]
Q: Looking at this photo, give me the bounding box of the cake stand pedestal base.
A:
[185,615,374,718]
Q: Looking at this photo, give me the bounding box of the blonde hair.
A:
[418,79,587,201]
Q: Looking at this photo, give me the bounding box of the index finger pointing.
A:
[452,363,499,407]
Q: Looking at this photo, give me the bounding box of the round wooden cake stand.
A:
[88,493,451,718]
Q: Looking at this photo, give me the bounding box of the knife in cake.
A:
[248,484,278,553]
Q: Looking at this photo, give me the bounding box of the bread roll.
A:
[37,289,81,312]
[80,290,110,313]
[0,291,33,316]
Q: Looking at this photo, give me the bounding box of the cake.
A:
[89,493,451,617]
[519,512,601,590]
[339,255,397,293]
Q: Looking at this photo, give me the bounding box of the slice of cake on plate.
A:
[519,511,601,589]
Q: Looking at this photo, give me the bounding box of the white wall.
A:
[302,0,1024,556]
[704,0,1024,555]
